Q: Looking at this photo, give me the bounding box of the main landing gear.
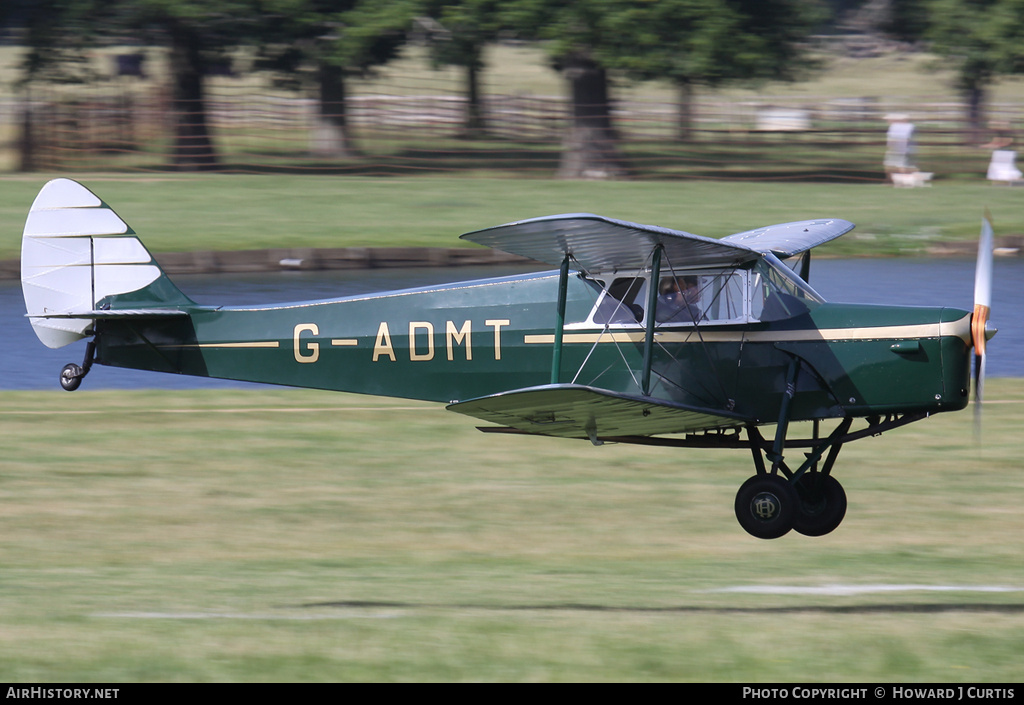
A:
[734,469,848,539]
[734,358,850,539]
[729,409,932,538]
[58,340,96,392]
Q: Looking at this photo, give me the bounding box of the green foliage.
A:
[927,0,1024,92]
[420,0,508,70]
[602,0,745,85]
[17,0,265,81]
[340,1,417,68]
[12,0,116,84]
[512,0,824,87]
[878,0,932,41]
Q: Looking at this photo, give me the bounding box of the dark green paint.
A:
[96,267,973,437]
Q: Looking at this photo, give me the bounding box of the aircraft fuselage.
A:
[94,269,972,429]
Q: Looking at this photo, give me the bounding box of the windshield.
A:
[750,255,824,321]
[582,256,824,327]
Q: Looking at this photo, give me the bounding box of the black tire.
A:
[59,363,83,392]
[792,474,847,537]
[734,474,797,539]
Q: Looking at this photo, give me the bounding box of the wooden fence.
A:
[4,85,1022,181]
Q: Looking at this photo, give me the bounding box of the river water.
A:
[3,258,1022,391]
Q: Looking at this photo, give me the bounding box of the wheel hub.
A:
[750,492,781,521]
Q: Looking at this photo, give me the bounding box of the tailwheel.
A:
[734,474,798,539]
[792,474,847,537]
[59,363,84,392]
[58,340,95,392]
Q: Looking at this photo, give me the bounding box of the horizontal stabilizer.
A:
[27,309,189,320]
[447,384,749,440]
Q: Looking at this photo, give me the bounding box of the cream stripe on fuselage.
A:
[523,313,972,346]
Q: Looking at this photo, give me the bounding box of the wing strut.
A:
[641,245,663,395]
[550,254,571,384]
[797,250,811,282]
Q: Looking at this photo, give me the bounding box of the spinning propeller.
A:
[972,216,995,430]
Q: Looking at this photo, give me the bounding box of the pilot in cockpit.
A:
[656,275,702,323]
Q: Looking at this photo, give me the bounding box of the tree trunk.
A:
[311,62,357,158]
[462,47,486,138]
[557,55,628,180]
[963,82,986,145]
[18,99,35,172]
[167,26,218,171]
[676,80,694,142]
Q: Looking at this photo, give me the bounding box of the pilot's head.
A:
[660,276,698,298]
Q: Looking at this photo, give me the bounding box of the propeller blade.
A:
[971,215,994,435]
[972,215,993,359]
[970,215,995,354]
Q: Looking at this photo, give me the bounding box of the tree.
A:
[602,0,739,142]
[515,0,824,178]
[851,0,1024,142]
[255,0,416,158]
[14,0,261,171]
[14,0,415,168]
[925,0,1024,142]
[8,0,113,85]
[514,0,630,179]
[153,2,258,170]
[419,0,508,137]
[602,0,824,141]
[105,1,260,170]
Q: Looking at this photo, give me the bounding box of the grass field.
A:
[1,382,1023,681]
[1,174,1020,263]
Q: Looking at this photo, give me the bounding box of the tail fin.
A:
[21,179,193,349]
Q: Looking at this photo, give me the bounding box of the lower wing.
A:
[447,384,750,441]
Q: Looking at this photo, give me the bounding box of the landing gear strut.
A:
[59,340,95,392]
[737,418,856,541]
[734,358,851,539]
[735,415,853,539]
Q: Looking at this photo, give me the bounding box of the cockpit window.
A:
[586,270,748,327]
[584,258,821,328]
[654,273,743,324]
[655,275,701,323]
[593,277,646,324]
[750,255,824,321]
[695,272,745,323]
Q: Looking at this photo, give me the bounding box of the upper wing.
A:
[460,213,759,271]
[447,384,750,440]
[460,213,853,271]
[721,219,854,259]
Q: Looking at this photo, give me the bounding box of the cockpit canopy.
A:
[579,254,823,328]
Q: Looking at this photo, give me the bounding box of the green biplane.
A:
[21,179,995,539]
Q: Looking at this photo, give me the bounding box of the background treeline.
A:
[1,0,1024,179]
